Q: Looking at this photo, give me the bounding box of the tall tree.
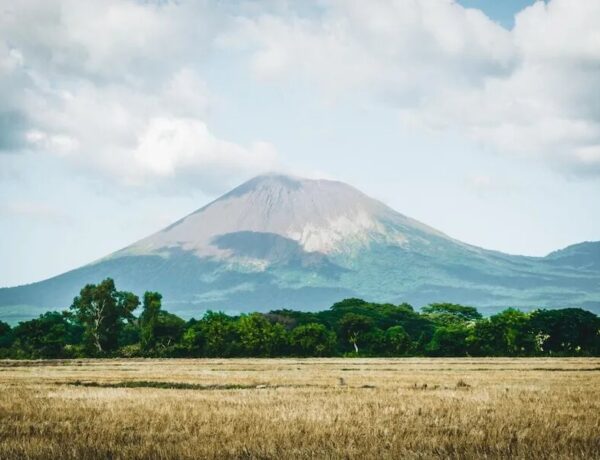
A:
[139,291,162,351]
[70,278,139,353]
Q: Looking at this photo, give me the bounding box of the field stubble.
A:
[0,358,599,459]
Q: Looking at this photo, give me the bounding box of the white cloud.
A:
[2,0,598,183]
[0,0,278,192]
[223,0,600,177]
[223,0,513,95]
[131,117,277,183]
[18,76,278,190]
[1,0,217,80]
[25,130,79,155]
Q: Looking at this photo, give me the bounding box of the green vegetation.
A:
[0,278,598,358]
[67,380,264,390]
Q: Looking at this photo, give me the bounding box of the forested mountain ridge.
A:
[1,279,598,359]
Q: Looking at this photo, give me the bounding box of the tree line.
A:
[0,278,598,359]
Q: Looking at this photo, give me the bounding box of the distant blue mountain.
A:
[1,174,599,322]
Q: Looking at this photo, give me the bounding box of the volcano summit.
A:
[1,174,599,321]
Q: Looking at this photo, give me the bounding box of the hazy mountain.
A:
[1,174,599,322]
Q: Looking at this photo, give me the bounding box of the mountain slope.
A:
[121,174,450,258]
[1,174,599,322]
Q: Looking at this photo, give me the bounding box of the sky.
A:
[1,0,599,287]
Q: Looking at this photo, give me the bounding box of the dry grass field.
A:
[0,358,599,459]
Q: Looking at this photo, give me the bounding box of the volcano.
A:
[1,173,599,322]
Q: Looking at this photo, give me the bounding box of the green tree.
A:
[427,324,470,357]
[290,323,337,356]
[530,308,600,355]
[70,278,139,354]
[268,309,322,328]
[338,313,373,354]
[385,325,412,356]
[183,311,241,357]
[330,298,369,310]
[139,291,163,352]
[322,299,434,347]
[12,312,81,358]
[153,311,186,351]
[237,313,288,356]
[422,303,482,325]
[118,322,140,348]
[182,324,204,355]
[138,292,185,354]
[0,320,13,349]
[363,327,386,355]
[467,319,503,356]
[468,309,536,356]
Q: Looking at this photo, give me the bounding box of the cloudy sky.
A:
[1,0,599,287]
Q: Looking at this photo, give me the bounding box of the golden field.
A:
[0,358,599,459]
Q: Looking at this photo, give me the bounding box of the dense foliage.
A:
[0,279,598,358]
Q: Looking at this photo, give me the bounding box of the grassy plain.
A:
[0,358,599,459]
